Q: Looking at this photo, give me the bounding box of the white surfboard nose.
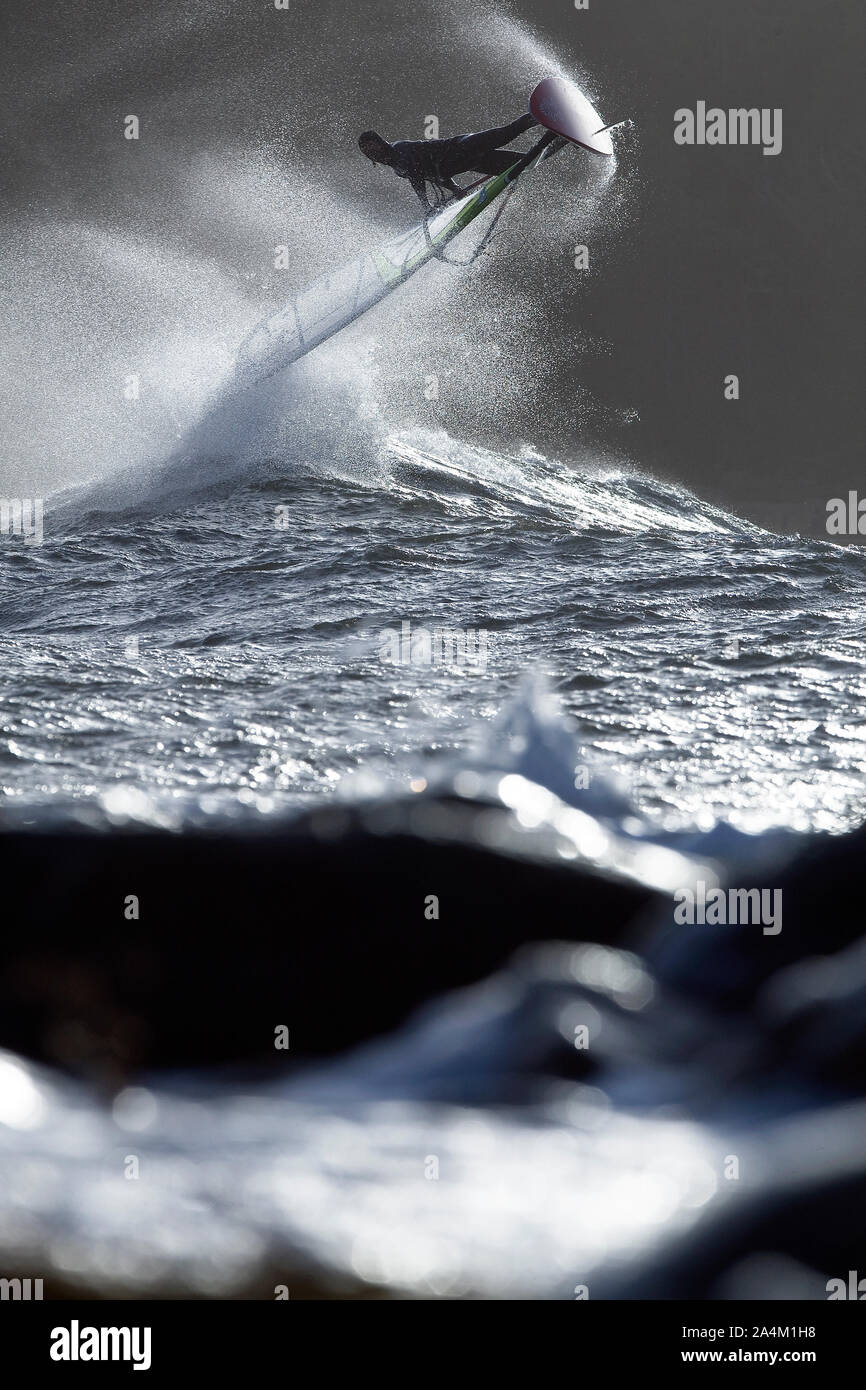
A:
[530,76,614,156]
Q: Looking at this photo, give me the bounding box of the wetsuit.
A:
[390,114,538,207]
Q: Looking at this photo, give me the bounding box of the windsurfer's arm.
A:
[391,141,460,206]
[412,172,461,207]
[409,173,433,208]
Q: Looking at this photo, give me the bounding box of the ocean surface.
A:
[2,424,866,837]
[8,414,866,1300]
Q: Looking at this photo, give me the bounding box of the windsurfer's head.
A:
[358,130,394,166]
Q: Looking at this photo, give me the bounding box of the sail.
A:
[232,149,548,392]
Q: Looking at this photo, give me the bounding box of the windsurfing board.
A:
[530,77,614,157]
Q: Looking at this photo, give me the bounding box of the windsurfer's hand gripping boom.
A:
[358,113,539,208]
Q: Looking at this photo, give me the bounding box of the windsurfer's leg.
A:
[483,113,539,146]
[443,114,538,172]
[462,151,517,177]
